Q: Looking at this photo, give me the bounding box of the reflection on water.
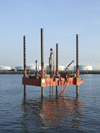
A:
[22,95,83,132]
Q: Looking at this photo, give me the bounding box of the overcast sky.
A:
[0,0,100,69]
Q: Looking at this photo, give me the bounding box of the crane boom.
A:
[65,60,74,70]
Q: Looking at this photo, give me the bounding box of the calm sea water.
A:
[0,74,100,133]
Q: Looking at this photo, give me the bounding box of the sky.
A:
[0,0,100,69]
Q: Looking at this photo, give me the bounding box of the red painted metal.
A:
[23,70,27,75]
[56,71,59,76]
[40,70,45,74]
[76,70,80,75]
[22,76,84,87]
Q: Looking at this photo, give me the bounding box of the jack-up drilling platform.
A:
[22,29,84,96]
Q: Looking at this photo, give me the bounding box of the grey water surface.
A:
[0,74,100,133]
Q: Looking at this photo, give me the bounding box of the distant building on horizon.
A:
[15,65,41,71]
[74,65,92,70]
[15,66,23,71]
[46,65,65,71]
[0,66,11,71]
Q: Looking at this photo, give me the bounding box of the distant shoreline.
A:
[0,70,100,74]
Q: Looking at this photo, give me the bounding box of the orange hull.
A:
[22,77,84,87]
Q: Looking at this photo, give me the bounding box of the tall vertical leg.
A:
[50,86,51,96]
[41,28,44,97]
[23,35,26,96]
[56,86,58,95]
[76,34,79,97]
[41,87,44,98]
[24,85,26,94]
[76,85,79,97]
[56,43,59,95]
[56,43,58,76]
[24,85,26,98]
[76,34,79,77]
[52,86,53,96]
[41,95,44,109]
